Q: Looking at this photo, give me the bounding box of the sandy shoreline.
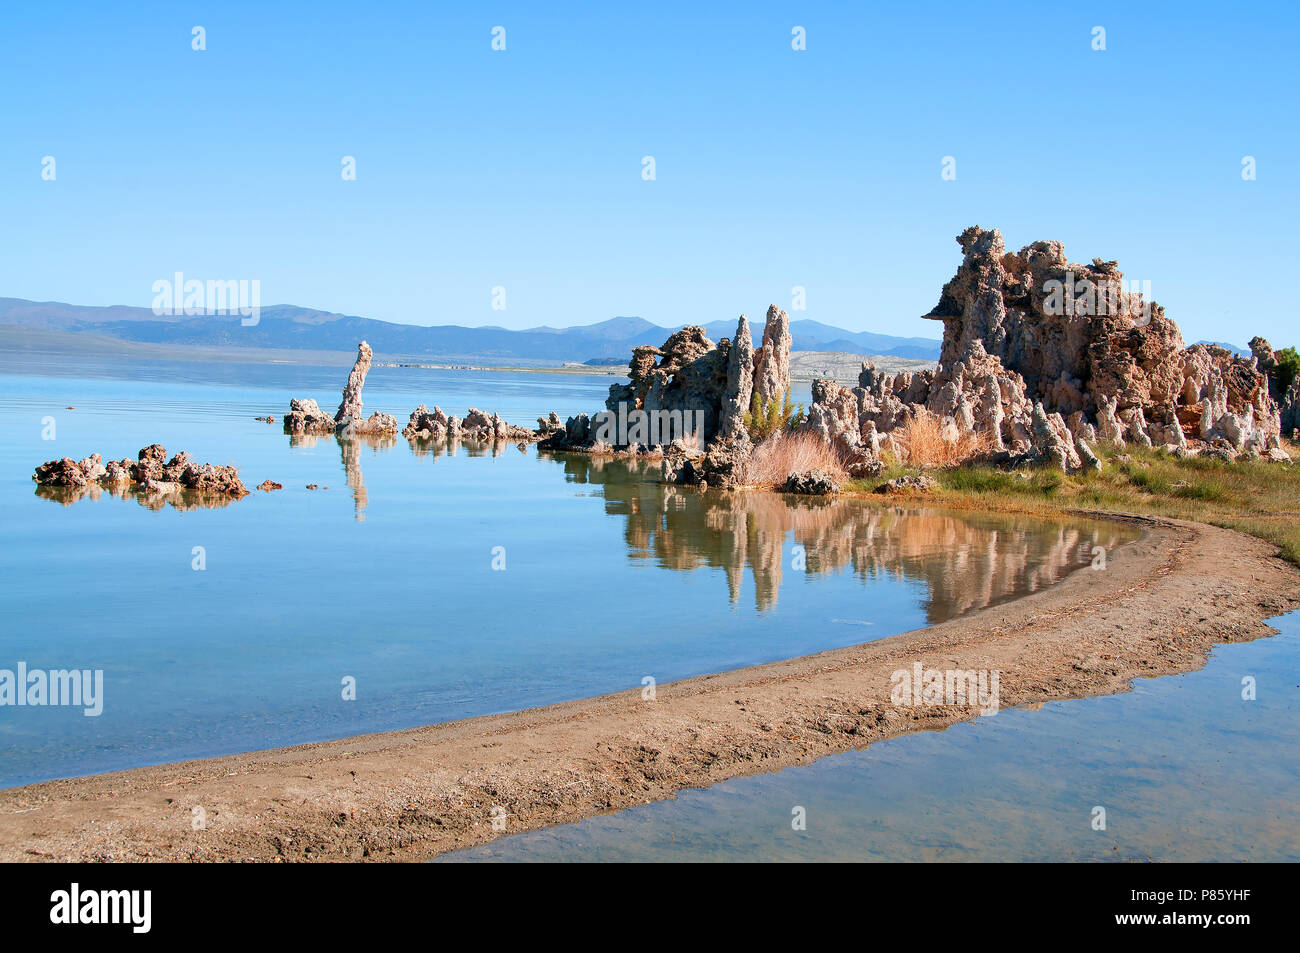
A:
[2,513,1296,862]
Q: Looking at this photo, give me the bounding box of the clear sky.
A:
[2,1,1297,345]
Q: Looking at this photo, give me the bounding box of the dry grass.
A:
[886,411,994,468]
[740,430,850,487]
[850,440,1300,566]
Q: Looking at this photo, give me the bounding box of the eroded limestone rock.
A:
[800,226,1286,469]
[33,445,249,497]
[718,314,755,440]
[284,398,336,435]
[286,341,397,437]
[781,469,839,496]
[753,305,792,407]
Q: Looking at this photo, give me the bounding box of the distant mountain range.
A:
[1193,340,1247,356]
[0,298,941,365]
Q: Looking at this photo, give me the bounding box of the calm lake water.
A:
[0,353,1134,788]
[441,612,1300,863]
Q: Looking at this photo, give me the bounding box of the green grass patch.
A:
[849,440,1300,566]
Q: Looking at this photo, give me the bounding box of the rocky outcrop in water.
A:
[658,439,750,489]
[334,342,399,436]
[284,398,335,435]
[285,341,397,437]
[403,404,548,442]
[33,445,249,497]
[537,411,564,436]
[782,469,839,495]
[547,308,790,458]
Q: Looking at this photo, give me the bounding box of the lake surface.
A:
[0,352,1134,788]
[441,612,1300,863]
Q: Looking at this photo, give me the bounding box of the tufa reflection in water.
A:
[33,481,243,512]
[289,431,532,520]
[551,453,1138,619]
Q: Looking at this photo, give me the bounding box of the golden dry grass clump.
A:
[886,411,994,468]
[739,430,850,487]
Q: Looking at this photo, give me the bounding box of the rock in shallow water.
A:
[286,340,397,437]
[782,469,840,495]
[33,446,249,497]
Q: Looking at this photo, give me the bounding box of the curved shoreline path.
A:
[2,515,1297,862]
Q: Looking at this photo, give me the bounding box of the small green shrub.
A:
[1275,346,1300,392]
[746,390,804,442]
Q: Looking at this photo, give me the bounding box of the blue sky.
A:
[2,1,1297,345]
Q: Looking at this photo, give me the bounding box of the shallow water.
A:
[440,612,1300,863]
[0,354,1133,787]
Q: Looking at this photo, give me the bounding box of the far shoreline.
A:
[0,327,935,385]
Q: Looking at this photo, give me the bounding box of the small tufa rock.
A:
[875,474,937,494]
[847,459,887,479]
[781,469,840,495]
[256,480,283,491]
[406,404,540,442]
[284,398,335,435]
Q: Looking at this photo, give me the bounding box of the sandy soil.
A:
[2,514,1296,862]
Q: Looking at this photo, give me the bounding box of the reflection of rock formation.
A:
[34,481,243,512]
[407,435,527,459]
[337,433,395,520]
[554,455,1135,618]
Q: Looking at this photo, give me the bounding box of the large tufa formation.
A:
[752,304,792,407]
[805,339,1041,465]
[545,308,790,474]
[717,315,755,440]
[285,341,398,437]
[33,444,249,497]
[622,325,729,440]
[1251,336,1300,439]
[803,227,1289,469]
